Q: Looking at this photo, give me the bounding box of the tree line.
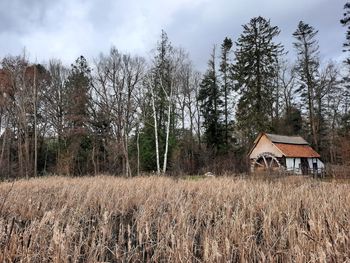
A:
[0,10,350,178]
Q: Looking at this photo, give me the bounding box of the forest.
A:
[1,8,350,178]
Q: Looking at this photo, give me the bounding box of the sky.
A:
[0,0,345,71]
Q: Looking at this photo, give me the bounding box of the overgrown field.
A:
[0,176,349,262]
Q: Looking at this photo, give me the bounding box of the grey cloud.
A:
[166,0,344,70]
[0,0,345,70]
[0,0,54,33]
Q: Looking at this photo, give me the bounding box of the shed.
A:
[248,133,324,175]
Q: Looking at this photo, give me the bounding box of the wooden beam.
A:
[262,156,268,168]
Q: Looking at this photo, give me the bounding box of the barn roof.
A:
[249,132,321,159]
[274,143,320,158]
[265,133,308,145]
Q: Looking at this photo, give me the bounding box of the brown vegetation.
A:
[326,165,350,179]
[0,176,349,262]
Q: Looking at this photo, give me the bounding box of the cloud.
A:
[167,0,344,69]
[0,0,345,70]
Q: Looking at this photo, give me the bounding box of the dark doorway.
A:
[300,158,309,175]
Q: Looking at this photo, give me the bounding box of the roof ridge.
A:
[266,133,303,138]
[265,133,309,145]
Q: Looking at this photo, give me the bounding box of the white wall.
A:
[307,158,325,170]
[286,157,301,174]
[318,159,325,169]
[286,158,294,170]
[308,158,313,170]
[286,157,324,175]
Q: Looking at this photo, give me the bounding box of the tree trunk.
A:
[124,132,131,177]
[33,66,38,177]
[303,38,318,150]
[24,131,30,179]
[18,131,23,178]
[92,142,97,175]
[0,120,9,170]
[162,88,172,174]
[151,84,160,174]
[136,125,140,176]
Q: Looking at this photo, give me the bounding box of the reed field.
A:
[0,175,349,262]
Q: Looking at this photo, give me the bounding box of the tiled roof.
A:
[274,143,320,158]
[266,133,308,145]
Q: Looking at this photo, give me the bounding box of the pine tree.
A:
[198,46,224,152]
[219,37,233,148]
[293,21,320,150]
[65,56,92,133]
[233,16,283,142]
[282,106,303,135]
[64,56,93,174]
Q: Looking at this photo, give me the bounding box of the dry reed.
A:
[0,175,349,262]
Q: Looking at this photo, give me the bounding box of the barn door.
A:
[300,158,309,175]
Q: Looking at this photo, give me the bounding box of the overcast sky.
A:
[0,0,345,70]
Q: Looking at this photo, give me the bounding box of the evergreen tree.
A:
[63,56,93,175]
[198,46,224,151]
[282,106,303,135]
[65,56,92,132]
[293,21,320,150]
[233,16,283,142]
[219,37,234,148]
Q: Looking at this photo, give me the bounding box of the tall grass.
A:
[0,176,349,262]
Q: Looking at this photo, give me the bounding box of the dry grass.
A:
[326,165,350,179]
[0,175,349,262]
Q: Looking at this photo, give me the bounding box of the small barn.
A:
[249,133,324,175]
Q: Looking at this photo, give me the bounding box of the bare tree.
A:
[93,47,145,176]
[0,55,50,178]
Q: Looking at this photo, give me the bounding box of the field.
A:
[0,176,349,262]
